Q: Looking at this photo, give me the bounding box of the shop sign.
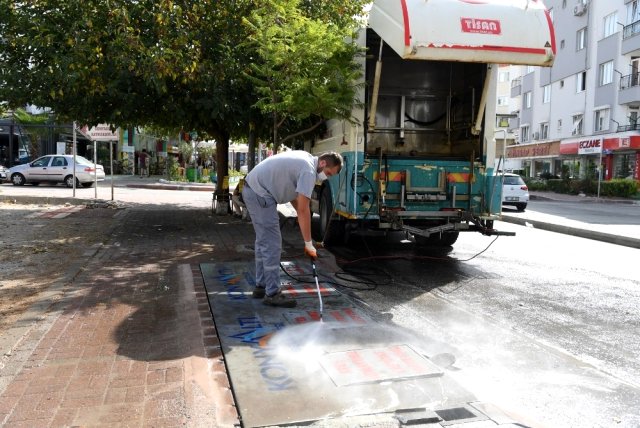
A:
[577,138,602,155]
[620,137,630,148]
[88,124,118,142]
[507,141,558,158]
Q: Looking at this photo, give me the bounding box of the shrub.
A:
[523,177,547,191]
[600,179,638,198]
[546,179,571,193]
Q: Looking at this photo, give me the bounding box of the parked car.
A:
[501,173,529,212]
[7,155,105,188]
[0,164,7,181]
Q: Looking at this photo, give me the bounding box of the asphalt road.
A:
[329,223,640,428]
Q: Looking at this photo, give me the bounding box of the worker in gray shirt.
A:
[243,150,343,307]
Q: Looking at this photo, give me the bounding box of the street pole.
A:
[110,140,114,201]
[94,140,98,199]
[597,141,603,199]
[73,121,77,197]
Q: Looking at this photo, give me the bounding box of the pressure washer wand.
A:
[310,258,324,320]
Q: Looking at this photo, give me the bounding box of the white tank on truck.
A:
[308,0,555,246]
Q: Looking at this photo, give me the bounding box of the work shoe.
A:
[252,287,266,299]
[263,290,297,308]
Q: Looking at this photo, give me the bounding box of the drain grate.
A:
[435,406,476,421]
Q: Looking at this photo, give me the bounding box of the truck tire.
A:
[415,231,459,247]
[316,185,344,246]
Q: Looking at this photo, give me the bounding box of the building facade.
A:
[505,0,640,181]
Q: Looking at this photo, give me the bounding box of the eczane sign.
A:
[577,138,603,155]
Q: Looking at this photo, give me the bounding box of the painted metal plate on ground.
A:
[200,261,478,427]
[319,344,443,387]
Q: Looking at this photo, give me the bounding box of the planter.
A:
[186,167,197,182]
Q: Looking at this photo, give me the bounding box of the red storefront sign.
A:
[560,136,640,154]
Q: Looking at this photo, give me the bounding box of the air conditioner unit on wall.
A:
[574,3,587,16]
[533,132,540,140]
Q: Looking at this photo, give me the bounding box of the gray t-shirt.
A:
[245,151,317,204]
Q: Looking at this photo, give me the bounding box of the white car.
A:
[7,155,105,188]
[501,173,529,212]
[0,164,7,181]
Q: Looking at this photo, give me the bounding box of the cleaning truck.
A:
[308,0,555,246]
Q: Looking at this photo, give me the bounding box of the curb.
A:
[529,193,639,205]
[0,194,101,206]
[500,215,640,249]
[125,183,215,192]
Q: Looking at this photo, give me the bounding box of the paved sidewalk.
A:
[0,200,253,427]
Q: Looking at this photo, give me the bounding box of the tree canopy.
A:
[243,0,362,146]
[0,0,369,186]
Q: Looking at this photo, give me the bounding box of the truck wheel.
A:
[317,185,344,246]
[415,231,459,247]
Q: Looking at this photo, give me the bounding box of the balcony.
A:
[622,20,640,54]
[616,123,640,132]
[618,73,640,105]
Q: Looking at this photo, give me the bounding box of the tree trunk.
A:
[248,121,256,172]
[214,130,231,215]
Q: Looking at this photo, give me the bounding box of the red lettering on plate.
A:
[461,18,501,35]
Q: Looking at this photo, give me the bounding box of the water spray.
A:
[310,258,324,320]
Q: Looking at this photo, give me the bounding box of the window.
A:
[526,65,535,74]
[576,71,586,92]
[542,85,551,103]
[540,122,549,139]
[557,119,562,130]
[576,28,586,51]
[521,125,530,143]
[497,116,510,128]
[594,109,610,132]
[524,91,532,109]
[498,71,510,82]
[497,96,509,106]
[628,1,640,25]
[599,61,614,86]
[604,12,618,38]
[560,39,565,49]
[629,111,638,129]
[572,114,584,136]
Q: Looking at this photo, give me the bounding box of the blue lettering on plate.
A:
[227,317,295,391]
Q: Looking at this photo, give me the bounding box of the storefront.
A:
[505,141,561,177]
[559,134,640,181]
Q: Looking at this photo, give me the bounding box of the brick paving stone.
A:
[0,204,246,427]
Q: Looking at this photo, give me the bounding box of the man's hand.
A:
[304,240,317,259]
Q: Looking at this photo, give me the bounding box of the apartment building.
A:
[505,0,640,181]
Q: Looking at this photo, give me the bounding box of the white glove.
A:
[304,240,317,259]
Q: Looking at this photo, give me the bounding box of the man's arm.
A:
[293,193,312,242]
